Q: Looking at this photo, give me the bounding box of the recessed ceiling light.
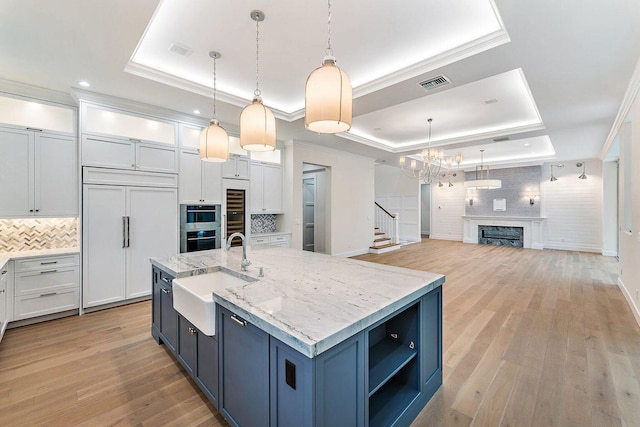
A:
[373,127,382,131]
[484,98,498,104]
[78,80,90,87]
[524,143,530,147]
[193,109,201,115]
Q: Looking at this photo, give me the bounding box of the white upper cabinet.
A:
[250,161,283,213]
[222,136,250,180]
[250,149,281,164]
[179,149,223,204]
[0,127,77,217]
[0,95,75,135]
[83,105,175,145]
[180,124,202,149]
[80,103,178,174]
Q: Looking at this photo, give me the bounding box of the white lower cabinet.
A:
[13,254,80,321]
[250,233,291,248]
[83,183,178,308]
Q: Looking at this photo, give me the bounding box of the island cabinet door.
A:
[177,315,197,376]
[219,307,269,427]
[421,287,443,397]
[315,332,366,427]
[159,273,178,353]
[196,332,219,409]
[269,338,314,427]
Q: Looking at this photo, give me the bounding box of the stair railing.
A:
[374,202,400,244]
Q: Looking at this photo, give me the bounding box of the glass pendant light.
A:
[240,10,276,152]
[304,0,352,134]
[200,51,229,162]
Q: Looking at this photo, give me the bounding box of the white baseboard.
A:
[602,250,618,257]
[430,234,464,242]
[337,248,371,258]
[618,277,640,327]
[543,241,601,253]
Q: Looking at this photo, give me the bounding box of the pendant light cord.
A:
[213,56,217,119]
[255,16,261,97]
[326,0,333,56]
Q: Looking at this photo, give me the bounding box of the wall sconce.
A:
[466,192,474,205]
[525,191,539,205]
[549,163,564,181]
[577,162,587,179]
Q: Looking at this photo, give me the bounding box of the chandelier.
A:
[399,118,462,184]
[464,149,502,190]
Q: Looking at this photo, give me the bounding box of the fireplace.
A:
[478,225,524,248]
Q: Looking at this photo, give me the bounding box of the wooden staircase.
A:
[369,227,401,254]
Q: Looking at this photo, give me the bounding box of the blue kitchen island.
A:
[150,246,444,427]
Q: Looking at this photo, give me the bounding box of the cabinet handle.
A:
[40,269,58,274]
[230,314,247,327]
[161,288,170,294]
[161,277,171,284]
[29,209,34,213]
[26,127,43,132]
[131,164,135,168]
[1,270,7,275]
[40,261,57,265]
[35,209,39,212]
[129,138,141,143]
[188,327,197,336]
[126,216,131,248]
[122,216,127,248]
[0,289,5,294]
[40,292,57,297]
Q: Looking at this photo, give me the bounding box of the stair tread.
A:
[369,243,400,249]
[374,232,385,236]
[373,237,391,242]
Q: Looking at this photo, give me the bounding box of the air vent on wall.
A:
[493,136,510,142]
[418,74,451,91]
[168,43,192,57]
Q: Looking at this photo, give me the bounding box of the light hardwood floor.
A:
[1,240,638,426]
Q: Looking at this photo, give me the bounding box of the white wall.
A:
[431,172,465,241]
[618,95,640,325]
[602,161,618,256]
[374,164,421,242]
[285,142,375,257]
[541,159,603,252]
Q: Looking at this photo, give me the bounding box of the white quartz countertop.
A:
[151,247,444,358]
[0,247,80,270]
[251,231,291,237]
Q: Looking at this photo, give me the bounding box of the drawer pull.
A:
[40,292,57,297]
[40,269,58,274]
[161,288,170,294]
[40,261,58,265]
[1,270,7,275]
[230,314,247,327]
[188,327,197,336]
[161,277,171,284]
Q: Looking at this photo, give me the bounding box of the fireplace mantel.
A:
[462,216,545,250]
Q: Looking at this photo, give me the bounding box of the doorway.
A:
[420,184,431,238]
[302,163,329,253]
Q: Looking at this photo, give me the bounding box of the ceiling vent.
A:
[493,136,510,142]
[168,43,191,57]
[418,74,451,91]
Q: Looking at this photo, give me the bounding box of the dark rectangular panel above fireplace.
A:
[478,225,524,248]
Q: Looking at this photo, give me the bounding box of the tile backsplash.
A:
[0,218,79,252]
[251,214,277,234]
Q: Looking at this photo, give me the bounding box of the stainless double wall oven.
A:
[180,204,221,253]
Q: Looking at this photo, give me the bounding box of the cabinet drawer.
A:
[14,288,79,320]
[15,254,79,272]
[250,237,270,246]
[270,235,290,244]
[270,242,290,248]
[15,267,79,296]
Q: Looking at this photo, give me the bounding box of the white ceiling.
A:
[1,0,639,168]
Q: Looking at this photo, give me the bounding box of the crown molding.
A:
[0,78,76,107]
